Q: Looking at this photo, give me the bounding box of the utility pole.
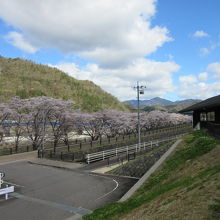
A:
[41,106,46,158]
[134,82,146,149]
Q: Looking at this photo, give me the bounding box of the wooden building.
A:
[180,95,220,139]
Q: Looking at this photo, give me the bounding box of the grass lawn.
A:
[84,131,220,220]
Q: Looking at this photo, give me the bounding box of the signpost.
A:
[0,172,5,188]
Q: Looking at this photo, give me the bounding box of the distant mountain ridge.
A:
[124,97,201,107]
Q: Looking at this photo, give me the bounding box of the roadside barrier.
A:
[0,172,14,200]
[86,134,184,164]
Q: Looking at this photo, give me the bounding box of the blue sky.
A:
[0,0,220,101]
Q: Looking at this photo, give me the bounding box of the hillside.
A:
[126,97,173,106]
[0,56,127,112]
[84,131,220,220]
[143,101,200,113]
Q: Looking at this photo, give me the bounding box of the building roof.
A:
[179,94,220,113]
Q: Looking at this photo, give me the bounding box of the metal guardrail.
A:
[0,172,14,200]
[86,134,185,164]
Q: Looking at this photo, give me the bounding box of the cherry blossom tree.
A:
[47,99,73,152]
[8,97,27,151]
[76,112,105,141]
[21,96,73,150]
[0,103,12,142]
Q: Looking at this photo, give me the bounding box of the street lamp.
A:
[134,82,146,149]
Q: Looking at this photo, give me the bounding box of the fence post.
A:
[102,151,105,160]
[144,142,145,150]
[116,148,118,156]
[87,154,90,164]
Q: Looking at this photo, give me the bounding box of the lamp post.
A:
[134,82,146,149]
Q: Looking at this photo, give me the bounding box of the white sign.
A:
[0,172,4,188]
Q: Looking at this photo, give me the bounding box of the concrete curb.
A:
[0,151,37,164]
[27,158,85,172]
[119,139,182,202]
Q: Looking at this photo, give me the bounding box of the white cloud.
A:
[179,75,197,84]
[0,0,172,68]
[193,30,209,38]
[178,80,220,99]
[178,66,220,99]
[199,47,210,56]
[198,72,208,81]
[4,31,37,53]
[207,62,220,78]
[53,58,180,100]
[199,42,220,56]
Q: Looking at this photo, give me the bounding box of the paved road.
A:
[0,160,136,220]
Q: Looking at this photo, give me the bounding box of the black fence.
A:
[0,123,192,157]
[42,124,192,162]
[0,145,34,156]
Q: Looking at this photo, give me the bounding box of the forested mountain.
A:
[125,97,201,108]
[124,97,201,112]
[0,56,127,112]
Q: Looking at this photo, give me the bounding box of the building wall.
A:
[193,106,220,128]
[193,111,200,127]
[215,107,220,123]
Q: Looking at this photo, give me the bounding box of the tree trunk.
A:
[53,138,58,153]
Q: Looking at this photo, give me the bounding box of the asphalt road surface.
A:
[0,160,137,220]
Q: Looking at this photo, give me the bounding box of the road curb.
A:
[0,151,37,164]
[119,139,182,202]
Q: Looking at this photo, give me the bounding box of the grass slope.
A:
[84,131,220,220]
[0,56,127,112]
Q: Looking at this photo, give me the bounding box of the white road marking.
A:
[95,179,119,201]
[11,192,92,215]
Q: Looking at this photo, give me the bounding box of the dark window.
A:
[200,111,215,122]
[207,111,215,121]
[200,112,207,121]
